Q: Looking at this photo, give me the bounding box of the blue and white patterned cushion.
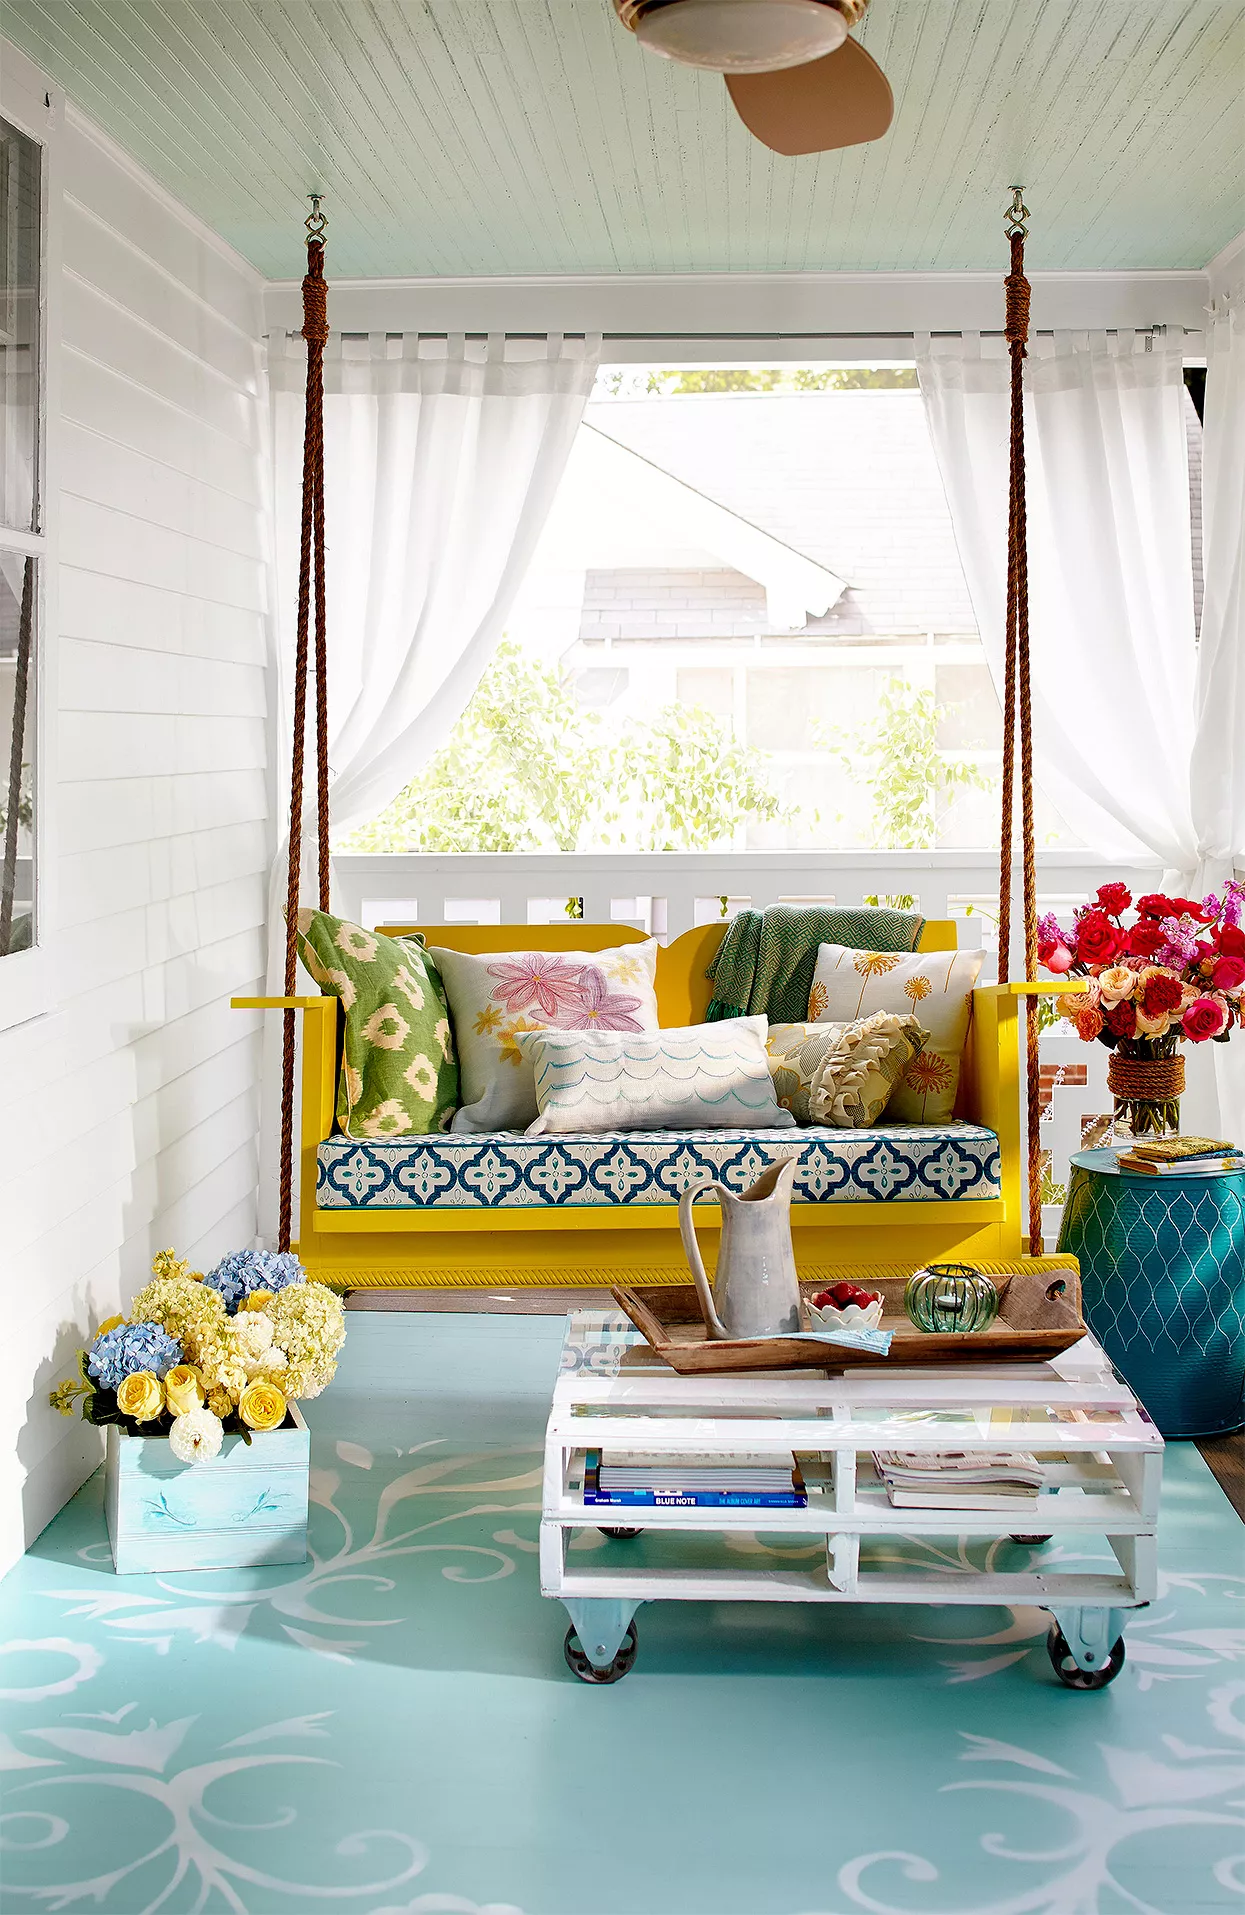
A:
[516,1015,794,1133]
[316,1123,1001,1210]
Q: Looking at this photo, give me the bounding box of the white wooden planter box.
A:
[104,1405,310,1574]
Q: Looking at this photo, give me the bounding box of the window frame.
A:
[0,40,61,1031]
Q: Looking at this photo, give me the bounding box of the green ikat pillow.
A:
[296,909,459,1137]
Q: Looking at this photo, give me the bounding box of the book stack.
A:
[582,1448,807,1509]
[872,1449,1045,1512]
[1115,1135,1245,1177]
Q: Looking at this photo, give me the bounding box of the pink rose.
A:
[1044,943,1074,975]
[1182,995,1230,1042]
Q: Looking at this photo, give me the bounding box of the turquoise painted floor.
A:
[2,1313,1243,1915]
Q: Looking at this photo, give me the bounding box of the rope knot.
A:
[1004,269,1030,347]
[301,239,329,347]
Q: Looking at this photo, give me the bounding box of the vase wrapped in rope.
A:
[1106,1034,1185,1141]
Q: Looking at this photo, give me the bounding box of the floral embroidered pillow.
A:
[807,944,985,1123]
[296,910,458,1137]
[428,940,660,1133]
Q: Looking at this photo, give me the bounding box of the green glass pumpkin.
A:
[904,1263,1000,1334]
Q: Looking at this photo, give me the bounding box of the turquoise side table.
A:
[1057,1147,1245,1438]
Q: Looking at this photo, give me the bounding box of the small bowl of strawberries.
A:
[806,1280,885,1334]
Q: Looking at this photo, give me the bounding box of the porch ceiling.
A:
[5,0,1242,281]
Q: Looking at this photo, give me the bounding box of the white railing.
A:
[335,849,1161,954]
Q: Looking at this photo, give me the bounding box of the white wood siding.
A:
[0,108,270,1572]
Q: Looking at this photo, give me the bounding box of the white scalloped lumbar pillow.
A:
[515,1015,797,1135]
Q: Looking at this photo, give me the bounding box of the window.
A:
[0,108,43,959]
[347,360,1199,857]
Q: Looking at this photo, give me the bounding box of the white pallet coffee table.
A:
[542,1310,1163,1688]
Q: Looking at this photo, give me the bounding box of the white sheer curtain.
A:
[1192,297,1245,1138]
[268,329,602,842]
[917,329,1198,874]
[1191,298,1245,893]
[258,329,600,1239]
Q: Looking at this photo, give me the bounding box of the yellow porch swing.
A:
[236,192,1063,1289]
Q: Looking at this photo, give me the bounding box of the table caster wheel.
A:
[1047,1621,1125,1690]
[564,1622,638,1684]
[600,1526,641,1539]
[1011,1534,1052,1545]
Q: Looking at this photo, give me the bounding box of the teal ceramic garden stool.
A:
[1057,1147,1245,1438]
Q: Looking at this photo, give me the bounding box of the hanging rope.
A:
[278,196,333,1253]
[996,187,1043,1255]
[0,557,34,956]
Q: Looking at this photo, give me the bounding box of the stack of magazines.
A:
[1115,1136,1245,1177]
[582,1449,807,1509]
[872,1450,1045,1512]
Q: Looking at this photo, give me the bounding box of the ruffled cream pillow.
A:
[766,1013,929,1129]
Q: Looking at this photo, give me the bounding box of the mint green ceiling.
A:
[5,0,1243,278]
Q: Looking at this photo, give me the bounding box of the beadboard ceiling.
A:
[4,0,1243,279]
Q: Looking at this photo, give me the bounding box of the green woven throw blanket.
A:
[705,903,926,1024]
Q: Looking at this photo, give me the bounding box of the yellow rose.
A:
[116,1371,164,1422]
[164,1364,205,1416]
[206,1386,234,1418]
[238,1381,288,1433]
[242,1291,275,1313]
[96,1314,124,1337]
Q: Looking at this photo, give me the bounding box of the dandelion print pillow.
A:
[428,939,661,1133]
[807,943,985,1124]
[295,910,458,1138]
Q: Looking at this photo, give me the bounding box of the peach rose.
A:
[1096,965,1136,1006]
[1075,1007,1105,1040]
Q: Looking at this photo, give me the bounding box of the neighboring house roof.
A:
[547,425,847,631]
[585,390,979,637]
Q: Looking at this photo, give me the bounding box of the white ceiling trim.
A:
[263,268,1211,351]
[1207,229,1245,302]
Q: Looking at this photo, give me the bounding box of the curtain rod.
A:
[282,325,1192,342]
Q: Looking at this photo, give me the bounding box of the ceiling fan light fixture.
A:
[625,0,851,75]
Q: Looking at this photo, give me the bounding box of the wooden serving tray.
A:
[611,1269,1085,1374]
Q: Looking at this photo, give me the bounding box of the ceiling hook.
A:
[305,193,328,241]
[1004,185,1030,239]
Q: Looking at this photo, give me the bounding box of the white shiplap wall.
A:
[0,105,271,1573]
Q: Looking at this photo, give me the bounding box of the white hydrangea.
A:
[227,1313,286,1379]
[168,1406,224,1466]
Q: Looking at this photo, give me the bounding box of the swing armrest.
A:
[230,996,324,1009]
[975,980,1084,998]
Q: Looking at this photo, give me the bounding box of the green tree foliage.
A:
[828,676,989,851]
[597,367,917,397]
[340,640,789,855]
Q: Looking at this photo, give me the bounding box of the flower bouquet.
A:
[52,1248,346,1573]
[1038,882,1245,1138]
[51,1246,346,1462]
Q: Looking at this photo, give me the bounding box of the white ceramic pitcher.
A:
[678,1156,803,1341]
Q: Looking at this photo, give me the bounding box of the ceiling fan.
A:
[612,0,893,155]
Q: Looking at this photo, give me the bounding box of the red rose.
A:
[1102,999,1138,1038]
[1129,921,1165,958]
[1139,970,1184,1017]
[1183,995,1230,1042]
[1095,883,1132,917]
[1137,893,1175,919]
[1217,925,1245,957]
[1075,911,1120,965]
[1212,955,1245,992]
[1177,897,1216,923]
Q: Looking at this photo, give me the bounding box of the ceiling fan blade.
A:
[725,34,893,155]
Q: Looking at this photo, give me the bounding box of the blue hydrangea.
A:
[202,1248,306,1315]
[88,1322,183,1390]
